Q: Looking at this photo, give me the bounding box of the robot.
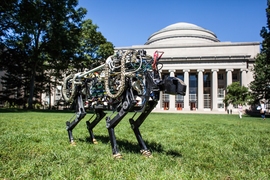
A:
[62,49,186,158]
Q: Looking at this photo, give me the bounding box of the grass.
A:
[0,111,270,179]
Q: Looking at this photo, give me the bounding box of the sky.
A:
[78,0,267,47]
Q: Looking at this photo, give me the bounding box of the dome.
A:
[145,22,219,45]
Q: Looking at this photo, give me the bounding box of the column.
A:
[226,69,234,86]
[183,69,190,111]
[241,69,247,87]
[155,91,162,110]
[211,69,219,111]
[226,69,234,112]
[155,69,162,111]
[197,69,204,111]
[169,70,176,111]
[169,69,175,77]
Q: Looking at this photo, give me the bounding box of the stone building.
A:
[115,22,260,113]
[0,22,261,112]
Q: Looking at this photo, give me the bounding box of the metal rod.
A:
[78,64,106,78]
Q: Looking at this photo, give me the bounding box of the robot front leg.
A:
[66,94,86,145]
[106,100,136,158]
[129,101,158,157]
[86,109,106,144]
[66,113,86,145]
[129,120,152,157]
[107,126,121,158]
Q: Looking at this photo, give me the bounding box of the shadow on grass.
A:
[245,109,270,118]
[0,108,29,113]
[78,135,182,158]
[0,108,96,114]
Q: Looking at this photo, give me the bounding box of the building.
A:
[0,22,261,112]
[115,22,260,113]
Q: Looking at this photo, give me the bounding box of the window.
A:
[203,73,211,87]
[176,74,184,81]
[218,88,224,98]
[176,94,184,102]
[218,73,224,80]
[204,94,211,108]
[232,73,238,81]
[162,93,170,110]
[189,74,198,100]
[218,103,224,108]
[189,94,197,101]
[162,93,170,102]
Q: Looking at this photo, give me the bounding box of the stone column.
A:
[169,69,175,77]
[226,69,234,86]
[226,69,234,112]
[211,69,219,111]
[154,91,162,111]
[169,70,176,111]
[155,70,162,111]
[241,69,247,87]
[183,69,190,111]
[197,69,204,111]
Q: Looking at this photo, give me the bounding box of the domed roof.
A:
[145,22,219,45]
[162,22,204,31]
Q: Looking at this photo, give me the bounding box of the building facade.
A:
[115,22,260,113]
[0,22,260,112]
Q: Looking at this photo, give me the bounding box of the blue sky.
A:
[78,0,267,47]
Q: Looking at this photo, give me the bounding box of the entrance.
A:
[190,102,196,111]
[176,103,182,110]
[164,102,169,110]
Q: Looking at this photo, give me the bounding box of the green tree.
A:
[41,19,114,109]
[250,0,270,103]
[0,0,87,109]
[75,19,114,70]
[0,44,30,108]
[223,82,251,107]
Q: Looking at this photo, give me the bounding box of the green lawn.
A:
[0,111,269,179]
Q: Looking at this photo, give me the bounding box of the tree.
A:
[1,0,115,109]
[223,82,251,107]
[0,0,87,109]
[41,19,114,108]
[249,0,270,103]
[0,44,30,108]
[75,19,114,70]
